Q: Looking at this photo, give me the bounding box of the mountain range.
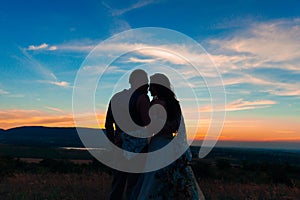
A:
[0,126,105,147]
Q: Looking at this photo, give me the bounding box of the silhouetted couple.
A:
[105,69,201,200]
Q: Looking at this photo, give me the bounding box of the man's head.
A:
[129,69,149,90]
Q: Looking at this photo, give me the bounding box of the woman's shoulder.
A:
[151,99,167,108]
[151,98,166,106]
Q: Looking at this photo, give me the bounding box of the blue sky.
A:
[0,0,299,144]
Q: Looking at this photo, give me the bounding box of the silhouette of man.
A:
[105,69,150,200]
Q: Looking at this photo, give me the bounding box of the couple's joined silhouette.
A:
[105,69,201,200]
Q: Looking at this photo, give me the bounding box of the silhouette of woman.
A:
[137,73,202,200]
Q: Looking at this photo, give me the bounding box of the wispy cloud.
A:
[200,98,277,112]
[222,73,300,97]
[38,80,71,88]
[102,1,151,34]
[28,20,300,98]
[48,81,70,87]
[18,47,71,88]
[0,88,25,98]
[0,89,9,95]
[6,94,25,98]
[209,18,300,71]
[44,106,65,113]
[136,48,188,65]
[267,89,300,97]
[223,73,283,86]
[204,18,300,97]
[0,109,43,121]
[48,46,57,51]
[225,99,277,111]
[82,65,127,76]
[28,43,48,50]
[31,39,207,67]
[110,18,132,34]
[102,0,156,16]
[45,41,199,67]
[27,43,57,51]
[126,57,157,63]
[43,40,97,52]
[18,47,58,80]
[0,110,74,129]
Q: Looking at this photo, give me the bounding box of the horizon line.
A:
[1,125,299,144]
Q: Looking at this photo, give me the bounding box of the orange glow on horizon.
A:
[0,109,106,130]
[189,117,300,142]
[0,109,299,143]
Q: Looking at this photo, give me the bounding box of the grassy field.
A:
[0,172,299,200]
[0,145,300,199]
[0,172,111,200]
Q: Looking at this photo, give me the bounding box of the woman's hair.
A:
[150,73,181,121]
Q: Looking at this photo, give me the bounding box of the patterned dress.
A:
[136,98,201,200]
[143,138,200,200]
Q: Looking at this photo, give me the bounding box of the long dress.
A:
[136,98,203,200]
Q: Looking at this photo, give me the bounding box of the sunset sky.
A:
[0,0,300,145]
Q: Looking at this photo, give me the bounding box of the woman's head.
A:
[150,73,181,122]
[149,73,173,98]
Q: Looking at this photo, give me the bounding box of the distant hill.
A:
[0,129,4,141]
[0,126,104,147]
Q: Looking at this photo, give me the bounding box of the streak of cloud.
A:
[44,106,65,113]
[102,0,157,16]
[0,109,106,130]
[0,89,9,95]
[200,98,277,112]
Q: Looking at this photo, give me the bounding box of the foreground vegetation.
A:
[0,155,299,199]
[1,172,299,200]
[0,145,299,199]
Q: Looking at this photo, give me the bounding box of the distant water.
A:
[61,147,107,151]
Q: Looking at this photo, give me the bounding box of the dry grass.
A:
[199,179,300,200]
[0,173,299,200]
[0,173,111,200]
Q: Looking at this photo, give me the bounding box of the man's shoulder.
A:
[110,89,132,105]
[111,89,129,99]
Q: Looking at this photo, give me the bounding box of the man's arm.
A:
[105,101,115,142]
